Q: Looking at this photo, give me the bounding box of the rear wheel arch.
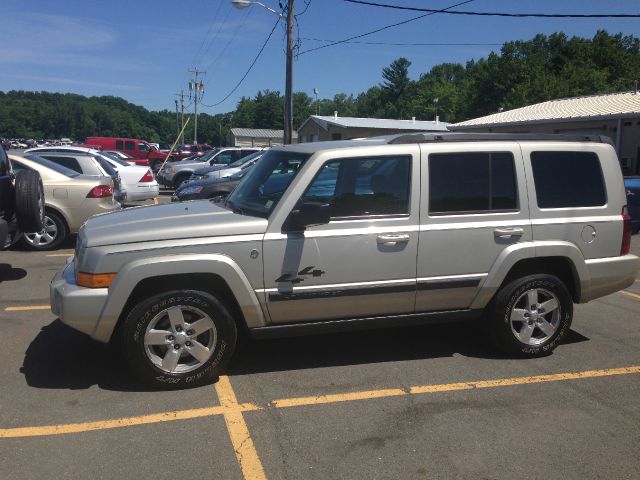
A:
[498,257,580,303]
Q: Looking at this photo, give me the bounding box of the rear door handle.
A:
[377,234,410,245]
[494,227,524,238]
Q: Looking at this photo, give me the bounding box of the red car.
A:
[85,137,168,170]
[170,144,213,161]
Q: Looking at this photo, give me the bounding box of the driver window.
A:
[302,156,411,218]
[138,143,149,152]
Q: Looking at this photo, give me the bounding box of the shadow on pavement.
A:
[21,319,590,390]
[228,322,590,376]
[21,320,150,392]
[0,263,27,282]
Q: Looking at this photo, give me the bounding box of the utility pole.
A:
[175,90,186,145]
[188,68,206,144]
[313,87,319,115]
[283,0,294,145]
[174,100,179,140]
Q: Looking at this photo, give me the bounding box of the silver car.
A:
[51,133,638,388]
[188,150,265,183]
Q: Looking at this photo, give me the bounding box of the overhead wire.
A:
[344,0,640,18]
[200,17,282,108]
[302,36,502,47]
[190,0,225,68]
[202,6,254,70]
[297,0,474,56]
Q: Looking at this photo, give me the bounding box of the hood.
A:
[80,200,267,247]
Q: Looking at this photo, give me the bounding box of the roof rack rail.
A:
[387,132,614,145]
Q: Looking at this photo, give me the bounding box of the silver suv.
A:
[51,133,638,388]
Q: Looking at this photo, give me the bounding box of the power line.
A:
[297,0,474,56]
[201,18,281,109]
[203,6,254,70]
[191,0,225,68]
[345,0,640,18]
[302,36,502,47]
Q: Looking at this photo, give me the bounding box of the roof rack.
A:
[387,132,614,145]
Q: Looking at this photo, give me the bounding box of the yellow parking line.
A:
[1,365,639,440]
[0,406,225,438]
[215,375,267,480]
[4,306,50,312]
[620,290,640,300]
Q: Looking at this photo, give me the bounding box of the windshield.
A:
[100,152,130,167]
[229,150,262,168]
[196,148,220,162]
[225,150,310,218]
[24,154,79,177]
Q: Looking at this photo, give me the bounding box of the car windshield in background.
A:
[229,150,262,168]
[196,149,220,162]
[94,156,118,177]
[225,150,310,218]
[24,154,79,177]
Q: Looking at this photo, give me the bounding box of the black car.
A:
[171,168,250,202]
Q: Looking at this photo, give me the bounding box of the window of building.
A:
[428,152,518,214]
[530,151,606,208]
[331,133,342,141]
[302,156,411,218]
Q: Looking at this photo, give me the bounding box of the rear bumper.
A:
[50,262,108,338]
[127,183,160,201]
[583,254,639,302]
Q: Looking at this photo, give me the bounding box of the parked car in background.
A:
[10,154,120,250]
[25,149,124,203]
[102,150,135,162]
[625,176,640,233]
[0,147,44,248]
[27,147,159,203]
[172,167,251,202]
[188,150,265,182]
[84,137,168,171]
[170,144,213,162]
[158,147,261,189]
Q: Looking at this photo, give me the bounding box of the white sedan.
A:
[26,146,159,202]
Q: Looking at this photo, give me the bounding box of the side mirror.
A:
[283,201,331,231]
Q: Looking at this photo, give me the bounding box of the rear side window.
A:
[116,140,124,149]
[531,151,606,208]
[125,141,135,151]
[42,155,82,174]
[429,152,518,214]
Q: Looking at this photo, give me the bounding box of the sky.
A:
[1,0,639,115]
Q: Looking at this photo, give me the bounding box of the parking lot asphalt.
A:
[1,230,639,480]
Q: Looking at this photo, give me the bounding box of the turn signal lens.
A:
[76,272,116,288]
[139,169,154,182]
[86,185,113,198]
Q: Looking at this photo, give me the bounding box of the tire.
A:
[488,274,573,358]
[173,173,191,189]
[122,290,237,389]
[21,210,67,250]
[15,169,44,232]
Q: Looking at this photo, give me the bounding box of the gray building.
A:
[450,90,640,174]
[227,128,297,147]
[297,114,449,143]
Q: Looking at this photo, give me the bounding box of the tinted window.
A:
[41,155,82,173]
[23,154,79,177]
[125,141,135,151]
[303,156,411,218]
[213,152,235,165]
[138,142,149,152]
[116,140,124,149]
[0,146,8,176]
[95,157,117,177]
[531,151,606,208]
[429,152,517,214]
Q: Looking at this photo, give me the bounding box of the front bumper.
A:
[50,262,109,339]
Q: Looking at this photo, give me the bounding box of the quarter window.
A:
[302,156,411,218]
[429,152,518,214]
[531,151,606,208]
[42,156,82,174]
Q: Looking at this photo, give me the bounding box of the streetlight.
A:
[231,0,294,145]
[313,87,319,115]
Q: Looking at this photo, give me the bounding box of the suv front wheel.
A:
[122,290,237,389]
[488,274,573,357]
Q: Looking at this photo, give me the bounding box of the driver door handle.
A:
[377,234,410,245]
[494,227,524,238]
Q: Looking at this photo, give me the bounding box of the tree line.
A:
[1,31,638,145]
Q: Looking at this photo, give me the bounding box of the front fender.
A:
[91,254,266,343]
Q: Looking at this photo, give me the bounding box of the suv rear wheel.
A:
[122,290,237,389]
[488,274,573,357]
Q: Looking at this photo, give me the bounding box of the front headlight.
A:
[180,185,204,195]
